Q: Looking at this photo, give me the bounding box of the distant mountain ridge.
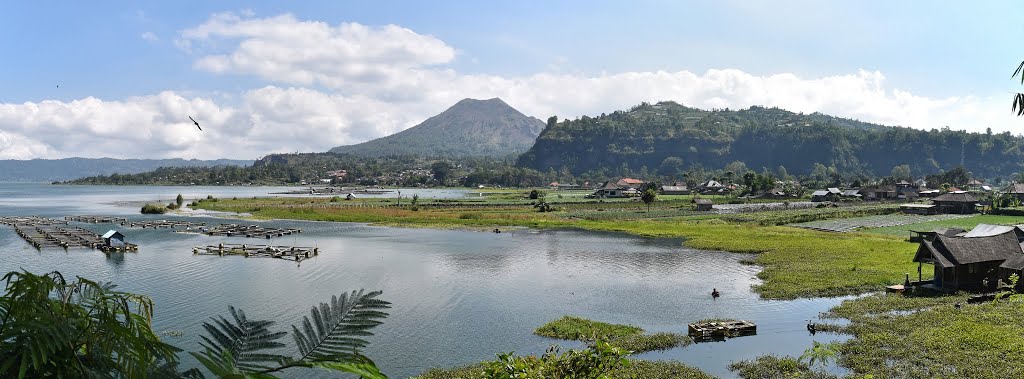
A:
[0,158,252,182]
[329,98,545,157]
[517,101,1024,178]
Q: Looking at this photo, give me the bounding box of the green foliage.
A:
[518,102,1024,179]
[1013,61,1024,116]
[819,293,1024,378]
[176,193,185,207]
[535,316,643,341]
[191,290,391,378]
[799,341,840,369]
[141,203,168,214]
[529,189,541,199]
[641,188,657,212]
[483,341,631,379]
[534,316,690,353]
[729,355,838,379]
[414,359,713,379]
[0,271,183,379]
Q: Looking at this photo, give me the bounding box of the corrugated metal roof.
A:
[963,224,1016,238]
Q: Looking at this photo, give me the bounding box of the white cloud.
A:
[141,31,159,43]
[0,12,1015,160]
[179,12,456,90]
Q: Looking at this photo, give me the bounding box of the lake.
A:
[0,183,847,378]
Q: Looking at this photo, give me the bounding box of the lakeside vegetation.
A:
[534,316,691,352]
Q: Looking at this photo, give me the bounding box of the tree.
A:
[1,270,391,379]
[431,162,453,186]
[0,271,183,378]
[176,194,184,208]
[890,164,911,182]
[658,157,684,177]
[641,188,657,213]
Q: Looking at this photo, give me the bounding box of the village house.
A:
[592,181,628,198]
[859,185,897,201]
[697,180,726,194]
[931,192,979,214]
[914,226,1024,292]
[810,189,840,202]
[616,178,645,188]
[692,198,713,211]
[660,184,690,195]
[1002,183,1024,203]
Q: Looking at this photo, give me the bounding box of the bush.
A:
[141,204,167,214]
[330,196,342,202]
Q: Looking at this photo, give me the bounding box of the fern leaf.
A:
[195,306,289,373]
[290,290,390,363]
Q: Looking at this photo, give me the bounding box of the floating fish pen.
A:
[65,216,129,224]
[193,243,318,262]
[0,216,67,226]
[687,320,757,341]
[127,220,206,229]
[11,225,137,252]
[201,224,301,239]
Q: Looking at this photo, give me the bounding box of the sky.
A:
[0,1,1021,160]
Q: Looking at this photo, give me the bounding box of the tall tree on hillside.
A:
[890,165,912,182]
[431,162,452,185]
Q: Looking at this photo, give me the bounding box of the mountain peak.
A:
[329,98,544,157]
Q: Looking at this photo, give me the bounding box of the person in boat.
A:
[711,288,720,298]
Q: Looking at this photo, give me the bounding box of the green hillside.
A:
[517,102,1024,178]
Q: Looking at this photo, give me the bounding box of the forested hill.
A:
[0,158,251,182]
[517,102,1024,178]
[329,98,545,157]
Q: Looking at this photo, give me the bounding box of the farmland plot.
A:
[789,213,972,232]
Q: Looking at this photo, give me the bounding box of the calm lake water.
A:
[0,183,847,378]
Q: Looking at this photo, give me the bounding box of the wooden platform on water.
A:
[0,216,67,226]
[193,243,318,262]
[11,225,137,252]
[65,216,129,224]
[688,320,757,341]
[200,224,301,239]
[127,220,207,229]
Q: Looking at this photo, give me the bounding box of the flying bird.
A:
[189,116,202,131]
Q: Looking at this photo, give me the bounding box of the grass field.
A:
[820,293,1024,378]
[866,214,1024,236]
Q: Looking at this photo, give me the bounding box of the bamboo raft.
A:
[193,243,318,262]
[127,220,206,229]
[200,224,301,239]
[11,225,137,252]
[687,320,757,341]
[65,216,129,224]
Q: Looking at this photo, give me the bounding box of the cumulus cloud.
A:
[0,12,1014,160]
[141,31,159,43]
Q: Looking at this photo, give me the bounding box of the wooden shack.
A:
[692,198,713,211]
[913,229,1023,292]
[102,230,125,247]
[931,192,979,214]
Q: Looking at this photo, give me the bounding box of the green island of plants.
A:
[534,316,691,352]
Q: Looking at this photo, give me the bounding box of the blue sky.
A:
[0,1,1021,159]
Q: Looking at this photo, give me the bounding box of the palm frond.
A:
[290,290,390,363]
[1014,93,1024,117]
[195,306,288,372]
[1014,61,1024,83]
